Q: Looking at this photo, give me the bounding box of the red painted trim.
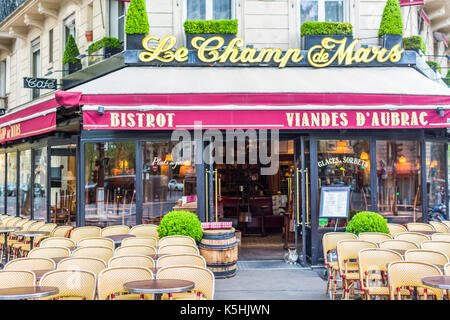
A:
[79,93,450,106]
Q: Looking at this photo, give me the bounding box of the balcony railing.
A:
[0,0,27,24]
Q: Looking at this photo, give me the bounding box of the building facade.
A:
[0,0,449,265]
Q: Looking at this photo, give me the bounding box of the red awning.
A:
[0,98,59,144]
[400,0,424,7]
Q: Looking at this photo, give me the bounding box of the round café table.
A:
[0,226,21,266]
[14,231,50,252]
[124,279,195,300]
[0,286,59,300]
[422,276,450,290]
[104,234,136,248]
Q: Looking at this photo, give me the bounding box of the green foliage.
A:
[62,34,81,65]
[157,210,203,242]
[444,70,450,86]
[426,60,441,73]
[125,0,149,34]
[402,35,426,54]
[300,22,353,37]
[345,211,389,235]
[378,0,403,36]
[88,37,121,54]
[184,19,238,34]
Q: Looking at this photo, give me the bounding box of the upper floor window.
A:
[31,37,41,99]
[0,60,6,98]
[187,0,233,20]
[109,0,126,43]
[301,0,345,23]
[63,14,76,46]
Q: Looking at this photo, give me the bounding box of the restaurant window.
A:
[31,38,40,99]
[19,150,32,218]
[426,142,446,216]
[85,142,136,227]
[142,141,197,224]
[34,148,47,220]
[6,152,17,216]
[187,0,233,20]
[317,139,371,228]
[0,154,5,215]
[50,145,77,225]
[301,0,345,23]
[109,0,126,43]
[376,140,422,223]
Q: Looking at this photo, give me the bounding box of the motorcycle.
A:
[428,203,447,222]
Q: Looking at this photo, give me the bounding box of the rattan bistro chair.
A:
[379,239,419,251]
[158,244,200,255]
[114,245,157,257]
[70,226,101,244]
[122,237,158,247]
[388,261,443,300]
[71,246,114,265]
[406,223,436,232]
[429,221,450,233]
[57,257,107,277]
[97,266,154,300]
[108,255,155,268]
[39,270,97,300]
[420,241,450,259]
[322,232,358,299]
[387,223,408,237]
[156,254,206,268]
[0,270,35,289]
[40,237,76,250]
[431,233,450,242]
[28,246,71,259]
[129,224,159,239]
[358,248,405,300]
[100,225,130,237]
[404,249,449,266]
[394,232,430,246]
[77,237,115,249]
[336,239,377,300]
[51,226,74,238]
[158,235,197,246]
[442,221,450,229]
[4,257,56,271]
[358,232,392,244]
[156,265,215,300]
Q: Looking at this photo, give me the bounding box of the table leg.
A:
[29,236,35,252]
[4,233,8,264]
[155,293,162,300]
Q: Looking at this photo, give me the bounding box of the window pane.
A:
[325,1,344,22]
[301,0,318,23]
[34,148,47,220]
[426,142,446,215]
[19,150,31,218]
[0,154,4,215]
[85,142,136,226]
[213,0,232,20]
[318,140,371,228]
[50,145,77,226]
[142,141,197,224]
[7,152,17,216]
[187,0,206,20]
[377,141,422,223]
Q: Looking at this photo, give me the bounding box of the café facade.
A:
[1,35,450,265]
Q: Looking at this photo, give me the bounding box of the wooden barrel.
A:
[199,228,238,279]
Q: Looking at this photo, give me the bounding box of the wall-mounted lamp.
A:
[436,107,445,117]
[44,70,66,76]
[76,54,103,60]
[97,106,104,115]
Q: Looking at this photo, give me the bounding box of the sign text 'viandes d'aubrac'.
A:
[137,35,405,68]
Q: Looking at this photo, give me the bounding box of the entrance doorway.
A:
[208,136,310,262]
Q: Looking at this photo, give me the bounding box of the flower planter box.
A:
[186,33,236,50]
[88,47,123,66]
[66,62,82,75]
[302,35,354,51]
[379,34,403,51]
[126,33,146,50]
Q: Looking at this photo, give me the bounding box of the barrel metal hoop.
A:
[202,233,235,240]
[199,242,238,249]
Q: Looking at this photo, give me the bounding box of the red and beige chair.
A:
[404,249,448,266]
[39,270,97,300]
[420,241,450,259]
[394,232,430,246]
[129,224,159,239]
[387,223,407,237]
[158,244,199,255]
[108,255,155,268]
[4,257,56,272]
[28,246,71,259]
[97,266,154,300]
[0,270,36,289]
[406,223,436,232]
[57,257,107,277]
[157,254,206,268]
[70,226,101,244]
[51,226,74,238]
[100,225,130,237]
[159,235,197,246]
[40,237,76,250]
[358,232,392,244]
[157,265,215,300]
[122,236,157,247]
[431,233,450,242]
[77,237,115,249]
[379,239,419,251]
[114,245,156,257]
[71,246,114,265]
[429,221,450,233]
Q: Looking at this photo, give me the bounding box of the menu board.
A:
[319,187,350,219]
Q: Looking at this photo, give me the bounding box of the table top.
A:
[123,279,195,294]
[0,226,21,233]
[422,276,450,290]
[32,269,53,281]
[0,286,59,300]
[14,231,50,237]
[105,234,136,243]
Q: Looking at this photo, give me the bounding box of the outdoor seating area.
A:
[323,221,450,300]
[0,215,214,300]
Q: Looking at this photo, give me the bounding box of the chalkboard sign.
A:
[319,186,351,219]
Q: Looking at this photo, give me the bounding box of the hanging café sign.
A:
[131,35,408,68]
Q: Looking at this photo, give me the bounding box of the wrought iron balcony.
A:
[0,0,27,24]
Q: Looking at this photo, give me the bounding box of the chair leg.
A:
[332,270,338,300]
[325,267,331,295]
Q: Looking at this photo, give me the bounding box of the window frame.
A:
[30,37,41,100]
[184,0,236,21]
[300,0,349,24]
[109,0,126,43]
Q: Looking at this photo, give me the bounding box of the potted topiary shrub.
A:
[300,21,353,50]
[378,0,403,50]
[444,70,450,86]
[402,35,426,56]
[63,34,82,74]
[184,19,238,50]
[125,0,150,50]
[345,211,390,235]
[88,37,122,65]
[157,210,203,242]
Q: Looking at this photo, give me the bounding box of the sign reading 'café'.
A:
[23,77,57,90]
[135,35,406,68]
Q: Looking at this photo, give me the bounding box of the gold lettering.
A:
[136,113,145,128]
[301,113,310,127]
[400,112,409,126]
[156,113,166,127]
[391,112,400,126]
[127,113,136,127]
[195,36,224,63]
[166,113,175,128]
[111,113,120,127]
[371,113,380,127]
[146,114,155,128]
[286,113,294,127]
[419,112,428,125]
[356,112,365,126]
[340,113,348,126]
[311,113,320,127]
[410,112,419,126]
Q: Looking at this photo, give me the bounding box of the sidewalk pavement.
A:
[214,261,329,300]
